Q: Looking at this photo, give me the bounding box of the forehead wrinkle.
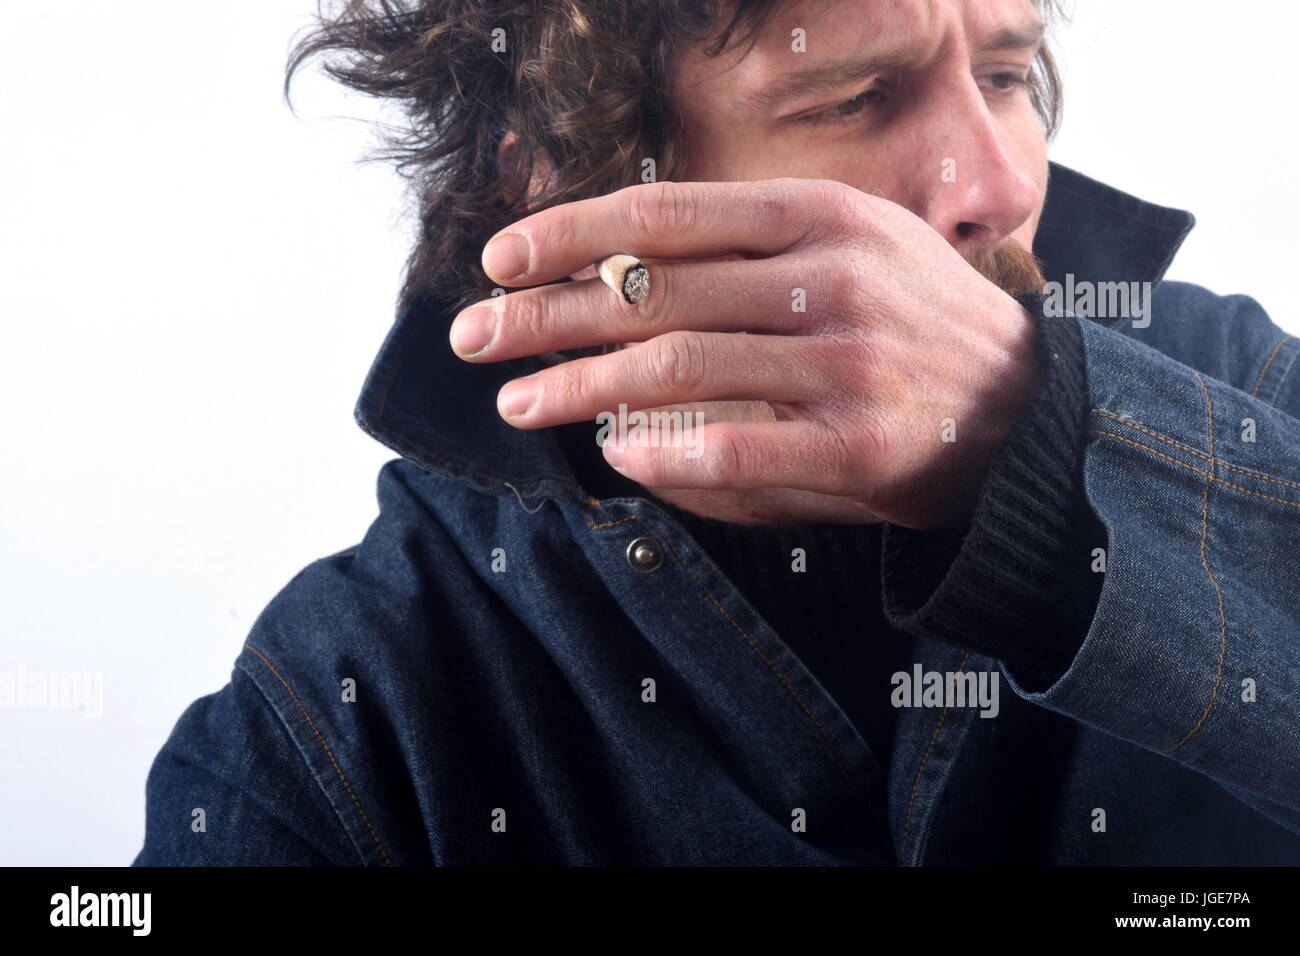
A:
[734,0,943,110]
[963,0,1045,53]
[676,0,1047,118]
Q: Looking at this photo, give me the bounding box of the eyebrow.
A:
[746,17,1045,111]
[745,46,924,110]
[977,18,1046,54]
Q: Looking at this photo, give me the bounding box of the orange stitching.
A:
[585,515,644,531]
[1212,460,1300,492]
[1093,412,1300,490]
[899,651,971,864]
[244,643,392,866]
[1086,430,1212,480]
[583,509,872,799]
[1251,334,1293,398]
[1091,411,1211,461]
[1159,374,1227,752]
[1086,431,1300,512]
[1200,372,1216,461]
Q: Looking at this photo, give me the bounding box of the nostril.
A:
[956,222,975,238]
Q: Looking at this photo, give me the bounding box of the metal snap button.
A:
[626,536,664,573]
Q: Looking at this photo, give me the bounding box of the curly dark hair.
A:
[285,1,1063,319]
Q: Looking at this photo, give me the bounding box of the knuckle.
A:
[756,194,788,223]
[820,240,880,323]
[542,211,583,260]
[795,256,862,330]
[509,291,550,342]
[846,332,881,374]
[820,181,870,239]
[647,330,708,394]
[849,410,891,468]
[551,360,591,410]
[700,424,747,485]
[755,189,794,234]
[823,421,858,473]
[810,254,861,319]
[633,451,664,486]
[627,181,695,240]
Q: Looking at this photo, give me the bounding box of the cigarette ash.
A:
[622,265,650,304]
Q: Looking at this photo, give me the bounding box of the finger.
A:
[495,331,825,428]
[603,419,854,496]
[451,254,830,361]
[480,178,839,286]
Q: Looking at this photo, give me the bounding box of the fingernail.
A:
[603,440,625,469]
[450,306,494,356]
[483,232,531,281]
[498,375,538,418]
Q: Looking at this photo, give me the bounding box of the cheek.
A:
[1025,130,1049,195]
[681,121,820,182]
[1025,137,1050,244]
[1000,110,1050,243]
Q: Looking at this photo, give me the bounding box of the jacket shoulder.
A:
[133,664,358,865]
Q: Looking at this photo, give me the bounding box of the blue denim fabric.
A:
[134,163,1300,865]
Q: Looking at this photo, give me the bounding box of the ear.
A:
[496,130,557,210]
[496,130,593,282]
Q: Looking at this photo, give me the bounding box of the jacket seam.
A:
[153,714,342,862]
[1090,410,1300,498]
[580,505,873,801]
[1092,411,1209,460]
[1270,338,1300,404]
[1251,334,1293,398]
[1158,372,1227,753]
[242,643,393,866]
[899,650,971,865]
[1086,430,1300,511]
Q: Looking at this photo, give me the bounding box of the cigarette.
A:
[596,254,650,305]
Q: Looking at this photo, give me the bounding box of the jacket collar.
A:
[353,161,1196,499]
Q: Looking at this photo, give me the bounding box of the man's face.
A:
[668,0,1049,257]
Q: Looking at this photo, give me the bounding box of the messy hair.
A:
[286,1,1064,318]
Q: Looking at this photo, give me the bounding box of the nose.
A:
[910,75,1041,255]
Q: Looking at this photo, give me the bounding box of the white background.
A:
[2,1,1297,865]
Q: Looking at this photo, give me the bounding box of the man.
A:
[134,0,1300,865]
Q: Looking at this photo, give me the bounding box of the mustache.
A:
[964,240,1046,298]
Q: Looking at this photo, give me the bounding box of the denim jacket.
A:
[134,163,1300,865]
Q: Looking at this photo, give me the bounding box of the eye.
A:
[801,86,889,126]
[827,87,888,115]
[977,71,1030,93]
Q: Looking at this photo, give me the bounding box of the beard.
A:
[964,238,1046,298]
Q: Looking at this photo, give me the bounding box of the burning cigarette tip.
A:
[597,254,650,305]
